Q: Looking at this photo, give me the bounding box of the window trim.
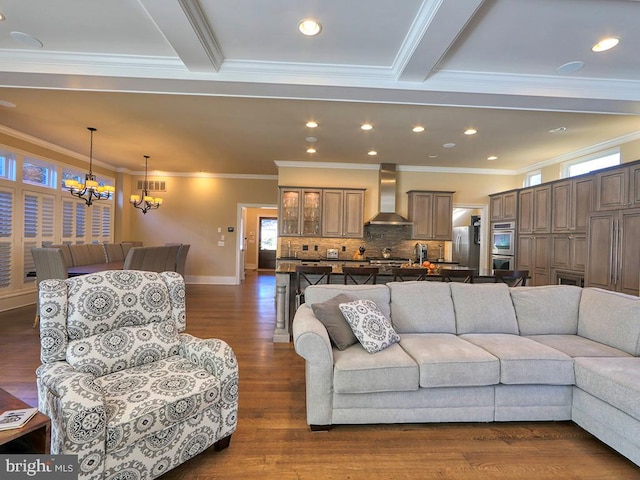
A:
[561,148,621,178]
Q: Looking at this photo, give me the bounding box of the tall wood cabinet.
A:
[595,164,640,211]
[321,189,365,238]
[585,208,640,295]
[489,190,518,222]
[407,191,454,240]
[518,185,551,234]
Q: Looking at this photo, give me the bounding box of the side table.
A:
[0,387,50,454]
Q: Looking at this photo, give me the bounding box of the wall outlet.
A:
[217,241,225,247]
[341,246,346,251]
[314,245,318,251]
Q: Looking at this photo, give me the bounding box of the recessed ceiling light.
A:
[298,19,322,36]
[10,31,43,48]
[0,13,6,21]
[549,127,567,134]
[306,147,317,154]
[0,100,16,108]
[557,61,585,74]
[412,126,425,133]
[443,143,456,148]
[464,128,477,135]
[305,136,317,143]
[487,156,498,161]
[306,121,318,128]
[361,123,373,131]
[592,37,619,52]
[367,150,378,156]
[428,154,438,158]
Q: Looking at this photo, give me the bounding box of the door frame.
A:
[453,203,489,270]
[235,203,277,284]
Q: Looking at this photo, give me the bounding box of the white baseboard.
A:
[184,275,239,285]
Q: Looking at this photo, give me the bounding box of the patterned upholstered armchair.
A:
[36,270,238,480]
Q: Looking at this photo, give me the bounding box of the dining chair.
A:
[295,265,332,308]
[440,268,475,283]
[123,246,146,270]
[494,269,529,287]
[31,247,68,328]
[392,267,428,282]
[342,266,379,285]
[175,244,190,276]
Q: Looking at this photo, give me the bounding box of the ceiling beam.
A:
[396,0,486,82]
[138,0,224,73]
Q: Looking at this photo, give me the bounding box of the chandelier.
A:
[65,127,115,206]
[130,155,163,214]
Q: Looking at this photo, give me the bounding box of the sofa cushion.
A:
[399,334,499,388]
[460,334,575,385]
[339,299,400,354]
[94,355,221,453]
[574,357,640,422]
[388,282,455,334]
[333,342,418,393]
[304,285,391,319]
[451,283,519,334]
[526,335,632,358]
[510,285,582,335]
[311,294,358,351]
[578,288,640,356]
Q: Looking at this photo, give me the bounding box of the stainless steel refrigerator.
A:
[452,226,480,268]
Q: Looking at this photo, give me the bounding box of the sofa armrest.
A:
[36,361,106,475]
[292,304,334,368]
[179,334,239,439]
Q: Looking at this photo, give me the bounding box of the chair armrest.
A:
[36,361,106,471]
[179,334,239,439]
[292,304,334,368]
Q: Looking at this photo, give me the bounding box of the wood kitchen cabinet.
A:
[321,189,365,238]
[517,234,550,286]
[407,191,454,240]
[519,185,551,234]
[594,164,640,211]
[279,188,322,236]
[490,190,518,222]
[552,176,595,233]
[551,234,587,272]
[585,208,640,295]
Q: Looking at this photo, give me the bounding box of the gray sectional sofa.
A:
[292,282,640,466]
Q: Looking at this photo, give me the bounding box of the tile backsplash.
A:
[278,225,446,261]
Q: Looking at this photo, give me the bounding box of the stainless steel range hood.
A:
[365,163,412,226]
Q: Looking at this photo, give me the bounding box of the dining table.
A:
[66,261,125,276]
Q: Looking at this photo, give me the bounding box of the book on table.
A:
[0,407,38,431]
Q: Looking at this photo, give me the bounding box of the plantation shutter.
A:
[0,189,14,288]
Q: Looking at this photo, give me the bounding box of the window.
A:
[0,188,13,288]
[23,191,55,280]
[23,158,57,189]
[562,150,621,178]
[524,171,542,187]
[91,203,112,243]
[0,151,17,181]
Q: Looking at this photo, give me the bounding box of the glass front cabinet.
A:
[279,188,322,236]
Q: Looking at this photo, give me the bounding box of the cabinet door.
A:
[534,185,551,233]
[279,188,302,236]
[518,189,534,234]
[503,192,518,220]
[551,235,571,269]
[617,208,640,295]
[301,190,322,236]
[409,192,434,239]
[552,181,571,233]
[585,212,615,290]
[573,176,595,232]
[631,164,640,207]
[571,235,587,272]
[432,193,453,240]
[342,190,364,238]
[596,167,628,211]
[517,235,534,272]
[321,190,344,238]
[490,195,503,221]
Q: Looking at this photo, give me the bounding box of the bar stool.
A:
[494,269,529,287]
[440,268,475,283]
[342,266,379,285]
[392,267,428,282]
[295,265,332,308]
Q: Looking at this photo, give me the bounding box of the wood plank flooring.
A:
[1,271,638,479]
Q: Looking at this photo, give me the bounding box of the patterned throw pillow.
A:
[339,299,400,353]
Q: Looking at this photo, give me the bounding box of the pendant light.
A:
[130,155,163,214]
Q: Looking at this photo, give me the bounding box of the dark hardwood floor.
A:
[1,271,638,479]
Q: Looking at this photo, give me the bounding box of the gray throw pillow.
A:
[339,299,400,354]
[311,294,358,350]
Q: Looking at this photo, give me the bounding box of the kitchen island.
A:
[273,260,495,342]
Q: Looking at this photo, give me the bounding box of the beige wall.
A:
[126,175,278,280]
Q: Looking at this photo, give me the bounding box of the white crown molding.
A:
[514,130,640,175]
[0,124,115,171]
[275,160,515,175]
[274,161,380,171]
[120,168,277,180]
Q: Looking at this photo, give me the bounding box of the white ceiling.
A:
[0,0,639,176]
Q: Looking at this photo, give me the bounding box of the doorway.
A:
[258,217,278,270]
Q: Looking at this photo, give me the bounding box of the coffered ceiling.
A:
[0,0,639,176]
